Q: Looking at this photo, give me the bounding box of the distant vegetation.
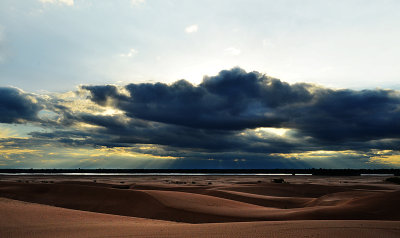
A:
[1,168,399,176]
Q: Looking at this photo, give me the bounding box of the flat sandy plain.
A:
[0,175,399,238]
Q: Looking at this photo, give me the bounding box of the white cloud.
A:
[131,0,145,6]
[40,0,55,3]
[39,0,74,6]
[224,47,241,56]
[185,24,198,34]
[60,0,74,6]
[119,48,138,57]
[262,39,275,48]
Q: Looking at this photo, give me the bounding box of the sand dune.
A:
[1,177,399,222]
[0,175,399,237]
[1,198,399,238]
[0,182,248,223]
[199,189,313,208]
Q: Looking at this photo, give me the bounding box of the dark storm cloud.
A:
[3,68,399,167]
[32,66,398,158]
[82,67,400,146]
[81,85,123,106]
[29,109,303,155]
[83,68,312,130]
[287,89,400,142]
[0,87,43,123]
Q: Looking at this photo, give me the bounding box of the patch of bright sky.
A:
[0,123,47,138]
[272,150,386,169]
[254,127,289,137]
[0,144,179,168]
[0,0,400,93]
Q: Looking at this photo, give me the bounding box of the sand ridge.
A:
[0,175,399,237]
[1,197,399,238]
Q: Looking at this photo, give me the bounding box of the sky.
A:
[0,0,399,169]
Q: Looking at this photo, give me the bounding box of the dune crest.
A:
[1,175,399,223]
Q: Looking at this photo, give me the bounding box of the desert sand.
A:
[0,175,399,237]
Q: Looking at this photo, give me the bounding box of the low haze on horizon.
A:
[0,0,400,169]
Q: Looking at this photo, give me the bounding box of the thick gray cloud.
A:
[0,87,43,123]
[82,68,400,145]
[2,68,400,168]
[286,88,400,142]
[83,68,313,130]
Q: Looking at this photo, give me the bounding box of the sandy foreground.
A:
[0,175,399,237]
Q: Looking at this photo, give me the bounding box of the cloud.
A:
[262,39,274,49]
[185,24,198,33]
[39,0,74,6]
[0,87,43,123]
[1,68,400,168]
[119,48,138,57]
[369,150,400,166]
[83,68,312,131]
[288,88,400,142]
[80,85,122,107]
[81,68,400,149]
[131,0,145,6]
[224,47,241,56]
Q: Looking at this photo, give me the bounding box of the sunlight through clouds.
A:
[253,127,290,137]
[369,150,400,166]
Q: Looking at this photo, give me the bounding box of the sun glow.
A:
[272,150,363,159]
[254,127,290,137]
[369,150,400,166]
